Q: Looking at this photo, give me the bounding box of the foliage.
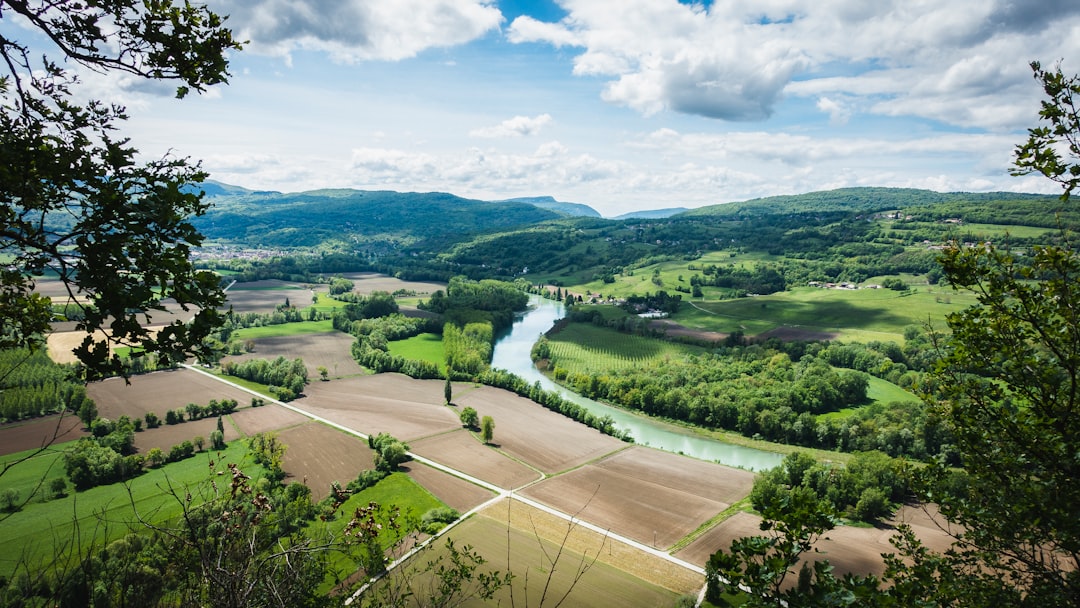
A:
[480,416,495,444]
[369,432,411,473]
[1013,61,1080,199]
[221,356,308,401]
[459,406,479,429]
[0,348,95,423]
[443,322,493,377]
[0,0,240,379]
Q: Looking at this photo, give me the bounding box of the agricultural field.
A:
[545,322,708,374]
[86,368,256,420]
[220,331,365,379]
[334,272,446,296]
[278,421,375,500]
[386,333,445,371]
[224,280,320,313]
[0,415,87,457]
[673,286,977,343]
[423,499,702,607]
[520,446,755,551]
[0,442,262,579]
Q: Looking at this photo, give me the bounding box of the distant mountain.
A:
[191,188,560,249]
[498,196,601,218]
[184,180,280,198]
[613,208,690,220]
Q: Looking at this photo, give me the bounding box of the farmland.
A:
[2,271,968,604]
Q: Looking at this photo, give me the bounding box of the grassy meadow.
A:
[231,319,335,340]
[0,441,261,579]
[674,286,975,342]
[386,333,445,371]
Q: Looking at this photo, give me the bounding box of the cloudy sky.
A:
[77,1,1080,215]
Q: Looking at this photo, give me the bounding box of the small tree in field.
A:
[193,436,205,452]
[481,416,495,444]
[444,377,453,405]
[318,366,329,381]
[459,407,479,429]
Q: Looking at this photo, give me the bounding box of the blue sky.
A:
[63,0,1080,216]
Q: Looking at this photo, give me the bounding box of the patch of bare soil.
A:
[293,375,460,442]
[0,415,87,457]
[278,422,374,501]
[409,429,540,490]
[675,505,958,578]
[401,461,496,513]
[229,404,310,437]
[452,385,626,474]
[757,326,839,341]
[474,498,704,597]
[334,273,445,296]
[221,333,365,378]
[520,446,752,550]
[647,319,729,343]
[86,369,257,420]
[225,281,317,313]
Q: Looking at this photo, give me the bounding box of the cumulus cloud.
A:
[214,0,503,62]
[469,114,553,138]
[508,0,1080,129]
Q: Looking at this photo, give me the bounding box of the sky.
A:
[50,1,1080,216]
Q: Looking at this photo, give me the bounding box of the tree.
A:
[193,435,205,452]
[77,400,97,428]
[481,415,495,444]
[459,406,479,429]
[318,366,329,381]
[209,430,226,451]
[0,0,240,379]
[444,376,453,405]
[707,62,1080,607]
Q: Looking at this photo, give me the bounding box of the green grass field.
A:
[546,323,706,374]
[231,319,335,340]
[0,441,261,578]
[386,333,445,371]
[674,286,975,342]
[308,471,447,592]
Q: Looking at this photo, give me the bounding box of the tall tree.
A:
[1,0,241,379]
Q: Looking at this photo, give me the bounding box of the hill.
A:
[498,196,601,218]
[192,188,561,249]
[614,208,690,220]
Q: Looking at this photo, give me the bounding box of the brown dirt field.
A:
[225,281,318,313]
[401,461,496,513]
[86,369,255,420]
[474,498,702,597]
[520,446,748,550]
[674,506,958,577]
[0,415,87,457]
[334,273,445,296]
[131,417,239,455]
[228,404,310,437]
[452,385,626,474]
[647,319,728,343]
[293,375,460,441]
[278,422,375,501]
[756,326,839,341]
[594,446,756,506]
[221,332,365,379]
[410,429,540,489]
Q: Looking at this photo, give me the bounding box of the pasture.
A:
[0,442,261,579]
[386,332,445,371]
[674,286,976,343]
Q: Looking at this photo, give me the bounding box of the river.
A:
[490,296,785,471]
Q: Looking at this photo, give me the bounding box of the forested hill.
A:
[681,187,1065,219]
[191,188,561,249]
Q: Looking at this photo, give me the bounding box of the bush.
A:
[421,506,460,533]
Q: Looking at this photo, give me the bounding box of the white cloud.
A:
[469,114,553,138]
[215,0,503,62]
[509,0,1080,129]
